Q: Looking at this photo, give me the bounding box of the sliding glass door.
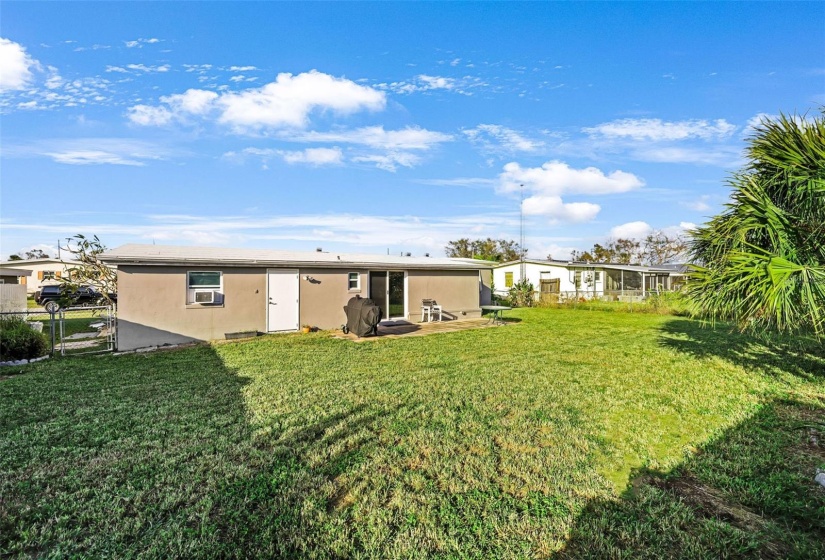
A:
[369,271,406,319]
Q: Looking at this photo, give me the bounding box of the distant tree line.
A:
[571,232,688,266]
[7,249,51,261]
[444,238,525,262]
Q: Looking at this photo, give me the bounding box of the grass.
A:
[1,308,823,558]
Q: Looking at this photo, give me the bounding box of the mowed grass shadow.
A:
[0,345,397,558]
[558,398,825,559]
[657,319,825,381]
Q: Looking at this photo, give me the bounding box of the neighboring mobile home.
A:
[0,258,79,294]
[493,259,681,302]
[102,244,494,351]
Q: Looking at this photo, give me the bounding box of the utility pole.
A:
[519,183,525,282]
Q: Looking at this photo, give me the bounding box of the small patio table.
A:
[480,305,512,325]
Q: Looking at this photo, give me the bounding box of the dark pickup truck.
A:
[34,285,114,307]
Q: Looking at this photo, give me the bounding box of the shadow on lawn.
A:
[657,318,825,381]
[0,344,396,558]
[558,397,825,559]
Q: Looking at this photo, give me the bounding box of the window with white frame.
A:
[347,272,360,291]
[187,271,222,304]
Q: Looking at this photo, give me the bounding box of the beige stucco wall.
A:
[116,265,490,350]
[406,269,484,321]
[298,268,367,330]
[117,266,267,351]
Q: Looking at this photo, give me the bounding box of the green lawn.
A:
[1,308,823,558]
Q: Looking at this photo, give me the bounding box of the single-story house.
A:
[0,258,80,294]
[102,244,495,351]
[493,259,682,302]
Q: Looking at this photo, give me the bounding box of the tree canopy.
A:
[571,233,687,266]
[445,238,525,262]
[59,235,117,303]
[8,249,51,261]
[687,112,825,338]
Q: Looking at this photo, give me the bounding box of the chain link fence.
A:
[0,305,116,358]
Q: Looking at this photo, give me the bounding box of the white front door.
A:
[267,269,299,332]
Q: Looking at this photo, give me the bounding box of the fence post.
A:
[44,301,60,357]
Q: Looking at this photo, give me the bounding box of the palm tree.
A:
[687,112,825,338]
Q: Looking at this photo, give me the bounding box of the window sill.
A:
[185,303,225,309]
[348,289,362,293]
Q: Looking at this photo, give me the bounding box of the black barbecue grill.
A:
[343,295,382,337]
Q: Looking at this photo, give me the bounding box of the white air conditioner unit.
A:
[194,290,215,304]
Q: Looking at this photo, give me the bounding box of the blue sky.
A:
[1,1,823,260]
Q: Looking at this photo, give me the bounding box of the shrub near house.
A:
[0,317,48,361]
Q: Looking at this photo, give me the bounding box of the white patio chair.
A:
[421,299,442,322]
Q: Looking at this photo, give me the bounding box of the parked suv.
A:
[35,285,106,307]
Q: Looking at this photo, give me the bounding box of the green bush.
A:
[0,317,48,361]
[508,279,536,307]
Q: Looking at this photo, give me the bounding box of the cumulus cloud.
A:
[128,70,386,131]
[609,220,696,240]
[497,161,643,223]
[583,118,736,141]
[127,104,174,126]
[162,88,219,115]
[0,37,39,92]
[463,124,544,155]
[609,221,653,240]
[522,196,600,222]
[499,161,644,196]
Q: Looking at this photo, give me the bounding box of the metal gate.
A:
[57,305,117,356]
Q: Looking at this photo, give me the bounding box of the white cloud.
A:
[378,74,487,95]
[610,221,653,240]
[632,146,742,166]
[414,177,497,188]
[2,212,522,255]
[499,161,644,196]
[125,38,161,48]
[0,37,39,92]
[226,146,344,167]
[45,150,147,166]
[279,147,344,166]
[583,118,736,141]
[522,196,601,222]
[608,220,696,241]
[287,126,452,150]
[464,124,544,154]
[228,65,257,72]
[127,104,174,126]
[681,195,712,212]
[218,71,385,130]
[351,152,420,172]
[162,88,218,115]
[7,138,172,166]
[126,63,170,73]
[129,70,386,131]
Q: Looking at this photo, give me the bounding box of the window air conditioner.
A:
[194,290,215,304]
